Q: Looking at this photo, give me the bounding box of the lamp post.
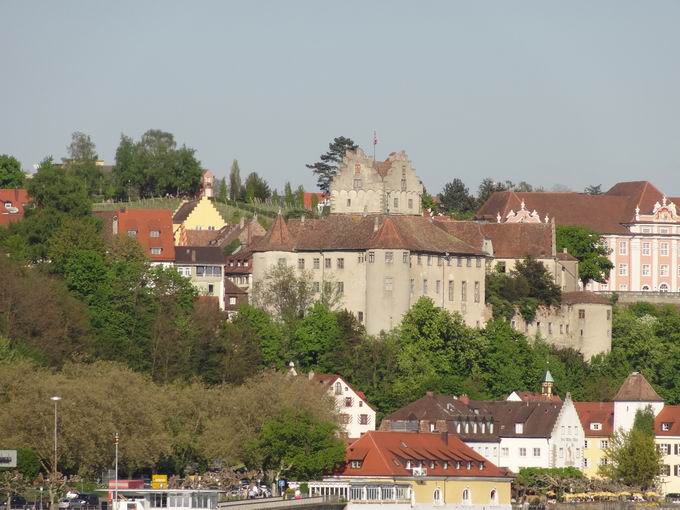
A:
[114,432,119,510]
[50,396,61,510]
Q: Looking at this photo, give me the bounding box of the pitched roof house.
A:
[96,208,175,263]
[311,430,513,509]
[475,181,680,293]
[251,214,488,333]
[0,189,29,227]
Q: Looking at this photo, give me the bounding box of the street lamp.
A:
[50,396,61,510]
[114,432,119,510]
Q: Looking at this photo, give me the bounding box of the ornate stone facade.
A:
[329,149,423,215]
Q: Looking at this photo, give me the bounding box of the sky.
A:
[2,1,680,196]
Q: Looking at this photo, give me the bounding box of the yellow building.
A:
[310,431,512,509]
[655,405,680,495]
[172,196,228,243]
[574,401,614,478]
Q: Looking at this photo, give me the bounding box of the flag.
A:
[373,130,378,146]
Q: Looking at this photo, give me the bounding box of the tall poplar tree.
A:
[229,160,242,201]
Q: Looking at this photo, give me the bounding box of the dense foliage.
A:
[306,136,358,193]
[556,225,614,286]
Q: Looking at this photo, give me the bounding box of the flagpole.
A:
[373,130,377,161]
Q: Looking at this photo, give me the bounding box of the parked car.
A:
[58,494,99,510]
[1,496,27,510]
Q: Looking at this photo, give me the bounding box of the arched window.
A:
[490,489,498,505]
[334,382,342,395]
[641,285,650,291]
[433,488,443,505]
[659,283,670,293]
[462,488,471,505]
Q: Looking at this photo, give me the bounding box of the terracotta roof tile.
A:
[115,208,175,262]
[654,405,680,436]
[336,431,508,478]
[613,372,663,402]
[513,391,562,402]
[184,229,221,246]
[435,220,554,258]
[0,188,29,226]
[574,402,614,437]
[252,215,484,255]
[475,181,670,235]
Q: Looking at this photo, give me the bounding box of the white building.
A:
[612,371,665,433]
[291,366,376,440]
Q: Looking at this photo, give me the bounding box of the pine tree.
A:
[217,177,228,202]
[306,136,358,193]
[229,160,242,201]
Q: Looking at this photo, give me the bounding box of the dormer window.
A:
[350,460,362,469]
[455,461,461,470]
[590,423,602,431]
[515,423,524,434]
[662,423,671,431]
[150,230,160,237]
[127,230,137,237]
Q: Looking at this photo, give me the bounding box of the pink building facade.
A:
[475,181,680,293]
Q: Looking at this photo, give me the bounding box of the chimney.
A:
[459,394,470,405]
[426,391,434,397]
[563,248,568,254]
[191,249,196,262]
[441,431,449,445]
[301,215,305,223]
[373,216,380,232]
[308,370,314,381]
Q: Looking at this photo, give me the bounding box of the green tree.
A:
[28,158,91,216]
[112,134,142,200]
[47,216,105,275]
[0,154,25,188]
[584,184,603,195]
[438,178,476,215]
[244,172,271,202]
[556,225,614,286]
[217,177,228,202]
[599,407,661,488]
[476,178,507,207]
[65,132,104,197]
[306,136,358,193]
[229,160,242,201]
[245,408,345,481]
[251,264,315,323]
[283,182,294,208]
[292,303,342,369]
[231,304,285,368]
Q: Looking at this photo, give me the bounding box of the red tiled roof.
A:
[435,220,554,258]
[474,181,670,235]
[655,405,680,436]
[336,431,509,478]
[184,229,221,246]
[116,209,175,262]
[252,215,484,255]
[0,188,29,227]
[224,278,248,295]
[613,372,663,402]
[574,402,614,437]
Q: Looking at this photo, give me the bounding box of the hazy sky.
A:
[2,1,680,195]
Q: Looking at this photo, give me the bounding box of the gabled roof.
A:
[467,400,563,438]
[474,181,671,235]
[0,188,29,226]
[224,278,248,295]
[574,402,614,437]
[335,431,509,479]
[654,405,680,436]
[115,208,175,262]
[252,214,484,255]
[384,392,471,422]
[613,372,663,402]
[434,220,554,258]
[308,373,376,412]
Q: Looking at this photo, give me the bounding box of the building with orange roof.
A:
[0,188,29,227]
[655,405,680,494]
[310,430,512,509]
[97,208,175,264]
[475,181,680,295]
[573,401,614,477]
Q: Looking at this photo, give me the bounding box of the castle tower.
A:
[541,370,554,398]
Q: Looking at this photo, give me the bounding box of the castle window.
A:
[642,264,650,276]
[423,279,428,294]
[313,257,320,269]
[357,311,364,322]
[466,257,472,267]
[385,251,393,264]
[427,255,432,266]
[410,279,415,294]
[384,277,393,291]
[401,179,407,191]
[368,251,375,263]
[436,280,441,294]
[476,257,482,268]
[579,309,586,319]
[337,257,344,269]
[393,197,399,208]
[474,282,480,303]
[347,199,351,207]
[297,258,305,270]
[642,242,650,256]
[325,258,331,269]
[461,281,467,302]
[457,257,462,267]
[337,282,344,294]
[417,254,422,265]
[313,282,320,293]
[408,198,413,209]
[619,263,628,276]
[661,242,669,256]
[660,264,669,276]
[619,241,627,255]
[403,251,409,264]
[353,178,362,189]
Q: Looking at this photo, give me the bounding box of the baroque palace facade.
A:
[476,181,680,293]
